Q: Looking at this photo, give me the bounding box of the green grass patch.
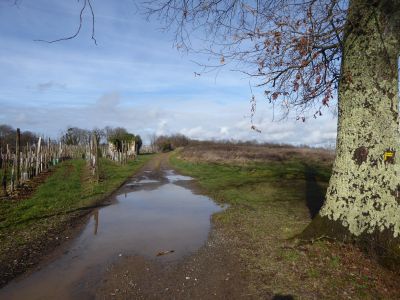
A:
[170,152,330,209]
[281,249,301,262]
[0,154,153,232]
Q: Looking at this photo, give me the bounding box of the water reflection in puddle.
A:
[165,170,193,182]
[0,170,222,300]
[126,178,160,185]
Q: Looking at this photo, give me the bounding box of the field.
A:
[1,142,400,298]
[0,154,153,286]
[170,143,400,299]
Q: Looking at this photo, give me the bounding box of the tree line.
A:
[60,126,143,154]
[0,125,38,152]
[0,124,143,154]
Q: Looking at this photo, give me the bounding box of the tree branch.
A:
[34,0,97,45]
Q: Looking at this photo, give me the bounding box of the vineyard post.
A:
[95,133,99,181]
[15,128,21,187]
[59,141,62,162]
[1,148,6,196]
[47,138,51,169]
[35,137,42,176]
[91,133,99,182]
[28,143,32,179]
[23,143,28,181]
[10,154,14,193]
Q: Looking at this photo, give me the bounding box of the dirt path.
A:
[93,153,250,299]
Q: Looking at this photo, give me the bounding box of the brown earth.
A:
[93,229,250,299]
[91,153,252,299]
[1,167,55,201]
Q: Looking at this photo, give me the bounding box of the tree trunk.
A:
[303,0,400,266]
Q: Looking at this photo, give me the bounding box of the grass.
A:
[170,153,330,208]
[179,141,335,165]
[170,150,400,299]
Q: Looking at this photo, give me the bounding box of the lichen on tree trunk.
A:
[315,0,400,239]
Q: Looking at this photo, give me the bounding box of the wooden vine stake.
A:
[15,128,21,187]
[91,133,99,182]
[1,146,7,196]
[35,137,42,176]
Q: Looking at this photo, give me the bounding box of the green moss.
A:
[320,0,400,238]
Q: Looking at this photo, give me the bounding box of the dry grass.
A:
[180,142,335,165]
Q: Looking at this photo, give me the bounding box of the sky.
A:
[0,0,338,146]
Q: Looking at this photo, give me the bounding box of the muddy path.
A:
[0,153,249,299]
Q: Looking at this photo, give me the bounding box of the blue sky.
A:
[0,0,337,146]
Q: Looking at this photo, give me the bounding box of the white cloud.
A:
[2,89,338,146]
[220,126,229,135]
[156,120,169,136]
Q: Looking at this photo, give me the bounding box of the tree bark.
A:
[303,0,400,266]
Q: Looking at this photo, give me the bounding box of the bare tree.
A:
[143,0,400,267]
[143,0,347,119]
[0,124,38,151]
[149,133,158,153]
[91,127,105,144]
[60,127,90,146]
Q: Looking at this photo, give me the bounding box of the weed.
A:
[330,255,341,268]
[281,249,300,262]
[308,268,320,278]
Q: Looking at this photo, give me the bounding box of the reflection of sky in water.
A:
[165,170,193,182]
[1,171,221,300]
[126,178,160,185]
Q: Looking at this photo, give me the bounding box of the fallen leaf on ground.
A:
[156,250,175,256]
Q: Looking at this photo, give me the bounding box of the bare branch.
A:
[34,0,97,45]
[142,0,347,119]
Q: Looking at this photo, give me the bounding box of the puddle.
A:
[0,170,222,300]
[165,169,193,182]
[126,178,160,185]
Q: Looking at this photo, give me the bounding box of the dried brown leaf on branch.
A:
[142,0,346,120]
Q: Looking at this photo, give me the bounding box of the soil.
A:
[1,168,55,201]
[91,153,251,299]
[93,229,250,299]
